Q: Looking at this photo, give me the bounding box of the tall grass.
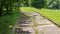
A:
[0,10,20,34]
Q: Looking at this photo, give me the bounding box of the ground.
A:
[20,7,60,25]
[15,12,60,34]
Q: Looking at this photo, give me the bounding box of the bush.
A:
[0,0,20,16]
[31,0,46,9]
[0,10,20,34]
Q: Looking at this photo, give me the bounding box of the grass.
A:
[33,18,38,34]
[20,7,38,12]
[39,9,60,25]
[0,11,20,34]
[20,7,60,25]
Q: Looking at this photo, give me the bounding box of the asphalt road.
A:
[15,12,60,34]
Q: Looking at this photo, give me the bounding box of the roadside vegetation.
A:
[0,11,20,34]
[0,0,20,34]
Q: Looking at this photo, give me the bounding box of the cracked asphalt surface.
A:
[15,12,60,34]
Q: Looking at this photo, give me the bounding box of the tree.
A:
[0,0,20,16]
[47,0,60,9]
[20,0,32,7]
[31,0,46,9]
[0,0,20,34]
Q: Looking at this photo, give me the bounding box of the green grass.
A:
[39,9,60,25]
[20,7,38,12]
[20,7,60,25]
[0,11,20,34]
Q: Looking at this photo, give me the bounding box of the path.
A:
[15,12,60,34]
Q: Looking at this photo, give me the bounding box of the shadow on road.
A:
[15,12,32,34]
[18,12,31,24]
[15,28,31,34]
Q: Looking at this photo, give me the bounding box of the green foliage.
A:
[20,0,60,9]
[20,0,46,9]
[31,0,46,8]
[0,0,20,34]
[20,0,32,7]
[0,11,20,34]
[47,0,60,9]
[0,0,20,16]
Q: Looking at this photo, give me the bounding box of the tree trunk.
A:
[0,7,3,16]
